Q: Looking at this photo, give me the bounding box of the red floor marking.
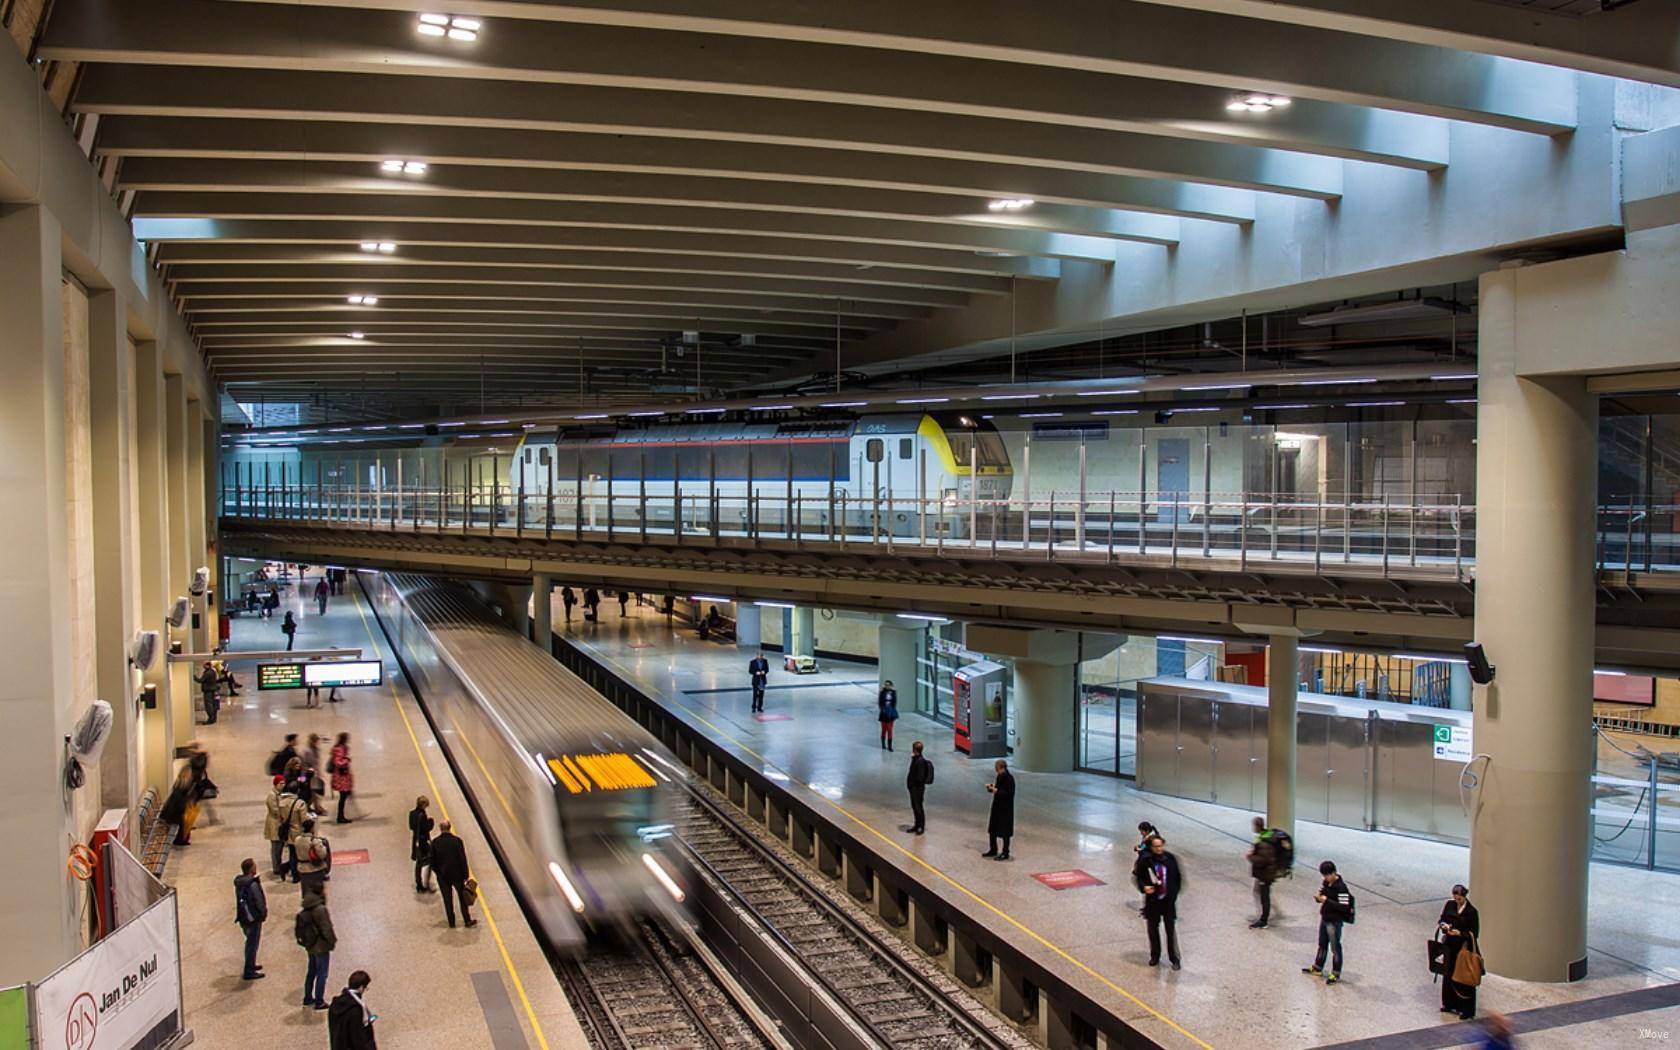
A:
[1031,869,1105,890]
[332,849,370,866]
[752,713,792,722]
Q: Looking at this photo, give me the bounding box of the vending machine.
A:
[953,660,1008,757]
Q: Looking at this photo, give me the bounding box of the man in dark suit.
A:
[905,741,933,835]
[981,759,1014,860]
[748,652,770,713]
[429,821,475,928]
[1134,834,1184,970]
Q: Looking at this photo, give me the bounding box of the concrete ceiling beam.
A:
[177,289,936,322]
[48,0,1574,132]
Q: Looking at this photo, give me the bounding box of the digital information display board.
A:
[257,661,382,690]
[257,663,305,690]
[304,661,383,688]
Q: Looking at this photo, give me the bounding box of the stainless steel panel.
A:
[1212,702,1256,811]
[1377,720,1435,837]
[1136,688,1177,795]
[1177,694,1216,801]
[1326,714,1371,830]
[1432,744,1471,843]
[1296,713,1329,824]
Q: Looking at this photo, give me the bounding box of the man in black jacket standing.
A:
[1134,834,1183,970]
[1304,861,1354,984]
[981,759,1014,860]
[748,651,770,713]
[905,741,932,835]
[327,970,378,1049]
[430,821,476,928]
[234,858,267,981]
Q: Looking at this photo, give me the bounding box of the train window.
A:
[899,438,913,460]
[866,437,884,463]
[524,448,532,464]
[538,448,550,466]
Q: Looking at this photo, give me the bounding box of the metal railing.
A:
[217,478,1680,581]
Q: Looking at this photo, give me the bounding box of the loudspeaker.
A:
[1464,642,1496,685]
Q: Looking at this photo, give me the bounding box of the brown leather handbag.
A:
[1452,933,1485,987]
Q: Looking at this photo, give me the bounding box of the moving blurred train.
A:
[365,571,686,949]
[511,412,1014,536]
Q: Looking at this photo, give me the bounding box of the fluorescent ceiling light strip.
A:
[1281,378,1378,387]
[1076,389,1141,397]
[1019,412,1063,418]
[1159,635,1225,645]
[1182,383,1250,391]
[1092,410,1138,415]
[819,401,867,408]
[1348,400,1405,407]
[980,394,1039,401]
[1256,403,1311,410]
[897,397,950,404]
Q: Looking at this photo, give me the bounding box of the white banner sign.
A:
[34,894,181,1050]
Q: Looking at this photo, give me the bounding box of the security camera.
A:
[1463,642,1496,685]
[129,630,160,672]
[166,596,189,629]
[189,566,210,596]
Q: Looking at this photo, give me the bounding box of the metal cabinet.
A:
[1136,678,1472,845]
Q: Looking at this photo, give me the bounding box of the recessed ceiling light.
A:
[418,14,479,41]
[381,159,427,175]
[1228,93,1291,114]
[986,198,1035,211]
[359,241,396,253]
[349,331,365,340]
[346,295,378,305]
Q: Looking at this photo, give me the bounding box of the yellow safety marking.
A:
[646,677,1213,1050]
[352,594,553,1050]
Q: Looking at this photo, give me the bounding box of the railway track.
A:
[557,919,775,1050]
[671,787,1027,1050]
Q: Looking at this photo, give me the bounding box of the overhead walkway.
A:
[166,573,586,1049]
[218,483,1680,671]
[546,605,1680,1049]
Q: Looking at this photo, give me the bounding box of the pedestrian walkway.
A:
[167,571,585,1049]
[555,604,1680,1049]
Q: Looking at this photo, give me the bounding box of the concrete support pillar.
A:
[87,290,140,821]
[0,204,80,984]
[1469,268,1597,983]
[790,605,815,658]
[734,602,761,649]
[185,400,208,656]
[877,622,919,703]
[531,573,552,652]
[1265,635,1300,840]
[164,375,192,745]
[1011,659,1076,772]
[134,342,174,795]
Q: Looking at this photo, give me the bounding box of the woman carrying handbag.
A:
[1436,884,1482,1020]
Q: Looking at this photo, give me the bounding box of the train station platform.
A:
[164,573,586,1049]
[552,603,1680,1049]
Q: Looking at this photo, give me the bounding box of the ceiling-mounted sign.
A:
[256,663,305,690]
[303,661,383,688]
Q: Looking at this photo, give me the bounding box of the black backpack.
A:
[294,908,315,948]
[924,761,935,784]
[1270,829,1294,874]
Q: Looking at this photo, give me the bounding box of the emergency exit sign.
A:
[1432,723,1472,762]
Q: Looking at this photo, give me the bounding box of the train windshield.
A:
[944,426,1010,470]
[549,752,662,859]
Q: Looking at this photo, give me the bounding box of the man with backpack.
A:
[234,858,268,981]
[1304,860,1355,984]
[296,883,337,1010]
[265,778,309,882]
[293,817,332,892]
[1246,816,1293,929]
[905,740,933,835]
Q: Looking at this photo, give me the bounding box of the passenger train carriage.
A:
[366,572,685,949]
[511,412,1013,538]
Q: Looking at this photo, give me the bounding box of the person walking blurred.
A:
[409,796,435,893]
[161,765,204,846]
[905,741,933,835]
[561,586,576,623]
[330,732,355,823]
[314,576,330,615]
[981,759,1014,861]
[1246,817,1286,929]
[1134,834,1184,970]
[234,858,268,980]
[301,733,327,800]
[296,883,336,1010]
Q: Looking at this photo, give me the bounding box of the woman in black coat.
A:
[983,759,1015,861]
[1438,884,1481,1019]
